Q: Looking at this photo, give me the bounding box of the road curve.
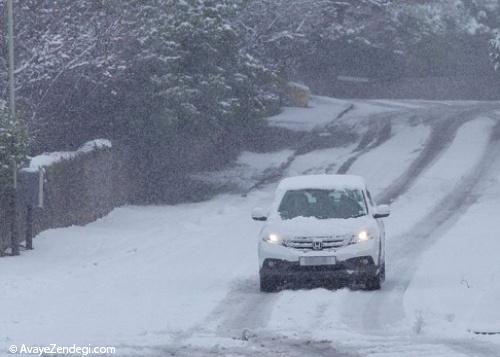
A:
[122,101,500,357]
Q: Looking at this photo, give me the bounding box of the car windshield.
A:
[278,188,367,220]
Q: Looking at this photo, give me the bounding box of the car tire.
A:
[260,275,279,293]
[364,275,381,290]
[364,264,384,291]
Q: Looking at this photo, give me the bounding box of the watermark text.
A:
[8,344,115,356]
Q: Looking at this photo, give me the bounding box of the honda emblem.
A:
[312,240,323,250]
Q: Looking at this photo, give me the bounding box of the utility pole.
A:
[7,0,16,118]
[7,0,20,255]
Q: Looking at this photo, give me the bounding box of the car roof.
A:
[277,174,366,191]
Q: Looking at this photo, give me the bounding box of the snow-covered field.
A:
[2,97,500,356]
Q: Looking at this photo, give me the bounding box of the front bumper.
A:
[259,237,380,267]
[258,238,381,285]
[260,256,378,285]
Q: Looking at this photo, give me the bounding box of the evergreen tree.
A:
[128,0,280,136]
[0,100,28,189]
[1,0,280,154]
[239,0,395,81]
[490,33,500,71]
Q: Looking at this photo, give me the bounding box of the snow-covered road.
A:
[2,98,500,356]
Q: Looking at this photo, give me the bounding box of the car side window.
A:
[366,190,375,207]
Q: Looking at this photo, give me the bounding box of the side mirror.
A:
[252,207,267,221]
[373,204,390,219]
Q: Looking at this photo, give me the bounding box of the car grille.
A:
[284,235,351,250]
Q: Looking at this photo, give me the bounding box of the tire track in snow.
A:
[333,102,477,179]
[196,103,499,357]
[377,104,499,204]
[295,105,495,340]
[243,101,421,195]
[129,281,347,356]
[242,102,357,194]
[339,111,500,357]
[336,116,393,174]
[211,278,278,333]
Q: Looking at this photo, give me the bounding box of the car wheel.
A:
[364,266,383,291]
[260,275,280,293]
[364,275,381,290]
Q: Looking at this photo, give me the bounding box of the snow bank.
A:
[24,139,112,173]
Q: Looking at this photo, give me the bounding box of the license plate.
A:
[299,256,336,266]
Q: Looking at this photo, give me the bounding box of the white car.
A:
[252,174,390,292]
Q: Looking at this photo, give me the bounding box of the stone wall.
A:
[0,140,135,256]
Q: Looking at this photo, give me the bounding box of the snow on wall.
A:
[24,139,112,173]
[9,139,132,251]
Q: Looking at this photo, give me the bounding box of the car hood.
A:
[264,215,377,238]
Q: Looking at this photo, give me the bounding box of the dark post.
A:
[25,205,33,250]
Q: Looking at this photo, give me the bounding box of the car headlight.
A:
[263,233,283,245]
[350,229,374,244]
